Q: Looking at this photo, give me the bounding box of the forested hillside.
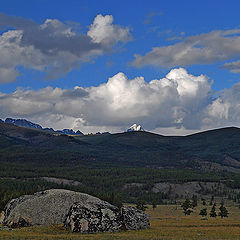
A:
[1,122,240,207]
[1,122,240,169]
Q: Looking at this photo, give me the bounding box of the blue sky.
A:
[0,0,240,134]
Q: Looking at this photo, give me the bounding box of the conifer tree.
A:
[210,203,217,218]
[209,196,214,206]
[199,208,207,217]
[202,198,206,205]
[136,199,147,211]
[181,198,192,215]
[192,195,198,208]
[152,200,157,210]
[218,202,229,218]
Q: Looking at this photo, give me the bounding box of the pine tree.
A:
[136,199,147,211]
[181,198,192,215]
[209,196,214,206]
[199,208,207,217]
[218,202,229,218]
[192,195,198,208]
[210,203,217,218]
[152,200,157,210]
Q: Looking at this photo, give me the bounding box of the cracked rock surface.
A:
[64,202,123,233]
[64,204,150,233]
[0,189,111,227]
[0,189,150,233]
[122,206,150,230]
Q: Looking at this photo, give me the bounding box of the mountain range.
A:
[1,119,240,173]
[1,117,144,135]
[2,118,84,135]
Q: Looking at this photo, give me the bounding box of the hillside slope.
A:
[1,122,240,171]
[2,123,240,204]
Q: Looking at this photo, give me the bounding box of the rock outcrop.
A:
[0,189,118,228]
[64,204,150,233]
[122,206,150,230]
[64,202,123,233]
[0,189,150,233]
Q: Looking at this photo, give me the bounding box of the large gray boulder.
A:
[0,189,119,228]
[0,189,150,233]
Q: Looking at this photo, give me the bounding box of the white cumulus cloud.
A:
[0,68,218,134]
[0,13,131,83]
[203,83,240,128]
[87,14,131,45]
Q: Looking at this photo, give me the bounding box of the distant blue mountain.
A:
[3,118,83,135]
[57,129,83,135]
[43,127,55,132]
[5,118,42,129]
[96,132,111,135]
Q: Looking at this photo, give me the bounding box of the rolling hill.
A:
[1,121,240,171]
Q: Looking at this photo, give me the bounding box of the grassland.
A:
[1,199,240,240]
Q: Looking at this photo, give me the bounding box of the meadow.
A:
[1,198,240,240]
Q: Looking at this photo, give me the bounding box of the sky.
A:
[1,0,240,135]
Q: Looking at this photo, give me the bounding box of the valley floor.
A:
[1,199,240,240]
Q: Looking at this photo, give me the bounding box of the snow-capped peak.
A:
[127,123,144,132]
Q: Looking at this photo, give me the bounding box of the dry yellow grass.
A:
[1,199,240,240]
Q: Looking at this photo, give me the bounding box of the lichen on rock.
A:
[0,189,150,233]
[122,206,150,230]
[64,202,123,233]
